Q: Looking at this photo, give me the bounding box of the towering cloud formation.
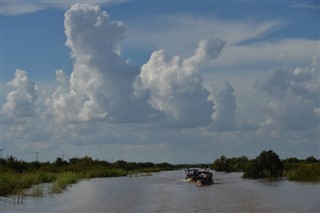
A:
[208,81,237,130]
[46,3,226,126]
[255,55,319,130]
[2,69,38,117]
[48,3,152,122]
[134,39,225,127]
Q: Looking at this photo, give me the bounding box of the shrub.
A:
[0,173,16,196]
[50,172,79,193]
[243,150,284,179]
[286,163,320,181]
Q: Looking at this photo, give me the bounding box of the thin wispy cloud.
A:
[291,2,320,10]
[124,14,282,58]
[0,0,125,16]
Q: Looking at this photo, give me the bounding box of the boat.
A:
[195,171,214,186]
[184,168,200,182]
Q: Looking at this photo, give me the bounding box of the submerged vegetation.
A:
[0,150,319,197]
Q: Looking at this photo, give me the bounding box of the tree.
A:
[211,155,231,172]
[54,157,68,166]
[243,150,284,179]
[305,156,317,163]
[211,155,249,172]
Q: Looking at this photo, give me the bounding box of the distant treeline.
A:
[209,150,320,181]
[0,156,176,174]
[1,150,319,196]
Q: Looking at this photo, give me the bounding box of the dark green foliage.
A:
[211,155,230,172]
[175,164,207,169]
[210,155,249,172]
[243,150,284,179]
[283,156,320,181]
[305,156,318,163]
[285,163,320,181]
[0,156,177,196]
[54,157,68,167]
[0,172,56,196]
[178,152,319,182]
[282,157,301,172]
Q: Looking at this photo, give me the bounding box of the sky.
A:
[0,0,319,163]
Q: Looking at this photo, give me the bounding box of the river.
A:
[1,171,319,213]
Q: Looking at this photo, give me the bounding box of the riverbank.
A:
[1,152,319,197]
[0,156,176,196]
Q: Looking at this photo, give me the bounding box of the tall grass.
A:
[0,169,128,196]
[1,156,177,196]
[0,172,56,196]
[0,173,16,196]
[50,172,79,193]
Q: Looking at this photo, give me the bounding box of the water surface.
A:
[1,171,319,212]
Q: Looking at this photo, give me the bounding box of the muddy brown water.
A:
[1,171,319,212]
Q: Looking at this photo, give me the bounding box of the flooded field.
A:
[1,171,319,213]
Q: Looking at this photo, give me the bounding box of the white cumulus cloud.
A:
[134,39,225,127]
[255,55,320,130]
[208,81,236,130]
[47,3,156,123]
[2,69,38,117]
[47,3,227,126]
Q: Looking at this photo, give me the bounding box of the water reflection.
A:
[1,171,319,213]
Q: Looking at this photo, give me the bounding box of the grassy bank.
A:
[0,172,56,196]
[0,156,176,196]
[0,170,128,196]
[50,172,79,193]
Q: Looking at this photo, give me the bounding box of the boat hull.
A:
[196,178,214,186]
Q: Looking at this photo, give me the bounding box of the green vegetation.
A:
[0,156,176,196]
[209,150,320,182]
[1,150,318,197]
[0,171,56,196]
[210,155,249,172]
[243,150,284,179]
[50,172,79,193]
[284,157,320,182]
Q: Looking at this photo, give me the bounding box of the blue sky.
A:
[0,1,319,163]
[2,1,319,80]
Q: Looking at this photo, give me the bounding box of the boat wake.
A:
[176,178,189,182]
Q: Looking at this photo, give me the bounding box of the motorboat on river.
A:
[196,171,214,186]
[184,168,199,182]
[184,168,214,186]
